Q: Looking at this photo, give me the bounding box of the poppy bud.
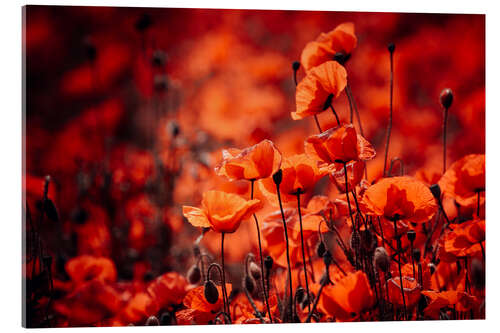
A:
[428,263,436,275]
[135,13,152,32]
[387,42,395,53]
[160,312,172,325]
[323,250,333,267]
[187,264,202,284]
[429,184,441,199]
[360,229,376,253]
[413,248,421,263]
[316,241,326,258]
[83,38,97,62]
[249,262,262,281]
[349,231,360,252]
[373,247,390,273]
[272,169,283,186]
[152,50,167,67]
[264,256,273,271]
[440,88,453,109]
[470,258,485,290]
[295,286,306,304]
[204,280,219,304]
[168,120,180,138]
[244,275,256,293]
[292,61,300,71]
[146,315,159,326]
[407,230,416,243]
[154,74,168,92]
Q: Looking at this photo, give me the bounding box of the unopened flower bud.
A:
[407,230,416,243]
[146,315,159,326]
[387,42,395,53]
[428,263,437,275]
[160,312,172,325]
[316,241,326,258]
[204,280,219,304]
[373,247,390,273]
[361,229,376,253]
[323,250,333,267]
[292,61,300,71]
[295,286,305,303]
[272,170,283,186]
[429,184,441,199]
[349,231,360,252]
[264,256,273,271]
[187,264,202,284]
[152,50,168,67]
[244,275,256,293]
[440,88,453,109]
[249,262,262,280]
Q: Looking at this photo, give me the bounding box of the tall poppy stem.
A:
[250,180,273,322]
[313,114,323,133]
[341,162,356,232]
[295,191,312,314]
[329,104,341,126]
[383,43,395,177]
[220,233,231,319]
[442,106,449,174]
[392,219,407,320]
[345,83,365,136]
[275,181,294,322]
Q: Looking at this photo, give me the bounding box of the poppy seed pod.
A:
[407,230,416,243]
[360,229,376,253]
[146,315,160,326]
[373,247,390,273]
[323,250,333,267]
[470,258,485,290]
[429,184,441,199]
[440,88,454,109]
[264,256,273,271]
[272,169,283,186]
[349,231,361,252]
[249,262,262,280]
[292,61,300,71]
[295,286,306,303]
[204,280,219,304]
[316,241,326,258]
[160,312,172,325]
[387,42,395,53]
[187,264,202,284]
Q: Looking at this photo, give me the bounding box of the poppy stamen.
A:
[383,43,395,177]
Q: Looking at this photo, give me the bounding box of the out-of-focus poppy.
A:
[65,255,117,285]
[300,23,357,72]
[214,139,282,181]
[183,190,261,233]
[319,271,374,320]
[421,290,479,318]
[258,154,328,204]
[146,272,188,309]
[442,219,485,258]
[387,276,421,309]
[292,61,347,120]
[439,154,485,207]
[361,176,437,224]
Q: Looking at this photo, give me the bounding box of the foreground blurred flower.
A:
[215,139,282,181]
[292,61,347,121]
[300,22,357,72]
[183,190,261,233]
[361,176,437,224]
[387,276,421,309]
[443,219,485,258]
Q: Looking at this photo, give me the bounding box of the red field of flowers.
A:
[23,6,485,327]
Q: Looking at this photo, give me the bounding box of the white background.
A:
[1,0,498,332]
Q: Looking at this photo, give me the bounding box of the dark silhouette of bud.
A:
[440,88,453,109]
[204,280,219,304]
[407,230,416,243]
[187,265,202,284]
[154,74,168,92]
[413,248,421,263]
[71,207,88,225]
[349,231,360,252]
[428,263,437,275]
[470,258,485,290]
[295,286,305,304]
[334,52,346,64]
[272,169,283,186]
[360,229,376,253]
[83,37,97,62]
[264,255,273,271]
[168,120,180,138]
[152,50,168,67]
[244,275,256,293]
[160,312,172,325]
[146,315,160,326]
[249,262,262,281]
[316,241,326,258]
[135,13,152,32]
[292,61,300,71]
[323,250,333,267]
[373,247,390,273]
[430,184,441,199]
[387,42,395,53]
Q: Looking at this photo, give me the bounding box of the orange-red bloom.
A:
[319,271,375,320]
[183,190,261,233]
[439,154,485,207]
[387,276,421,309]
[214,139,282,181]
[300,22,357,72]
[292,61,347,120]
[442,219,485,258]
[361,176,437,223]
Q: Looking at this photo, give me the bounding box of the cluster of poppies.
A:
[23,7,484,327]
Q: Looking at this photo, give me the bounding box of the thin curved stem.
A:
[313,114,322,133]
[329,104,341,126]
[383,49,394,177]
[305,265,330,323]
[346,83,364,136]
[221,233,231,320]
[296,192,312,314]
[443,106,449,174]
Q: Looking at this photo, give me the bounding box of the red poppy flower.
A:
[422,290,479,318]
[439,154,485,207]
[361,176,437,223]
[300,22,357,72]
[258,154,327,204]
[65,255,117,285]
[319,271,375,320]
[387,276,421,309]
[183,190,261,233]
[214,139,282,181]
[146,272,188,309]
[443,219,485,258]
[292,61,347,120]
